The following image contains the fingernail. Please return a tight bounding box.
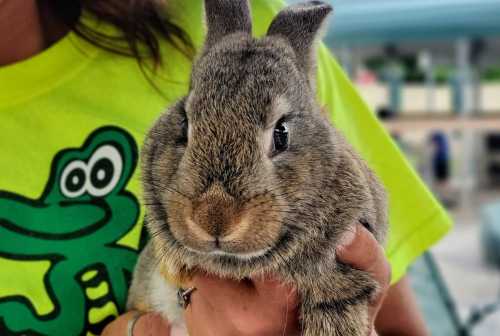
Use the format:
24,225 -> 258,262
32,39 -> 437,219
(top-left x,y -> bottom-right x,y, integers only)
338,225 -> 357,247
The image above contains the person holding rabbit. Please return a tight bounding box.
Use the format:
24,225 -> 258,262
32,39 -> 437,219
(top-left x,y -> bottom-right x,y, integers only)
0,0 -> 450,335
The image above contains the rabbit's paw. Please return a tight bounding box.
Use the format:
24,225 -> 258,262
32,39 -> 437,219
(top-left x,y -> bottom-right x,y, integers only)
301,301 -> 369,336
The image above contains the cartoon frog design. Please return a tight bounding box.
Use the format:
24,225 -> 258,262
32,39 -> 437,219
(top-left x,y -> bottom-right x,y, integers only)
0,127 -> 141,336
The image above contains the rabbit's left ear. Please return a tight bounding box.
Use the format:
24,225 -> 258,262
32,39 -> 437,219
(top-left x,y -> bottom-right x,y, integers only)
204,0 -> 252,50
267,1 -> 332,86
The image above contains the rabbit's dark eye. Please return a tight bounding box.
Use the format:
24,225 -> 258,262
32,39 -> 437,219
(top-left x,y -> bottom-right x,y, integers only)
273,119 -> 289,154
177,115 -> 188,146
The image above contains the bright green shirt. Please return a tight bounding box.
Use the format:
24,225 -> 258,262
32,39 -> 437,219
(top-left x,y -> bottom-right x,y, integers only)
0,0 -> 451,335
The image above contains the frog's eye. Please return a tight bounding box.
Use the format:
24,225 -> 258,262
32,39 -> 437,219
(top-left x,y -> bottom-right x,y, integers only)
87,145 -> 123,197
61,160 -> 87,198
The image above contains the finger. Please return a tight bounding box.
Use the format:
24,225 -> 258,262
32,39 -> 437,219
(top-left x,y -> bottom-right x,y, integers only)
185,275 -> 241,336
336,224 -> 392,294
191,273 -> 254,297
189,274 -> 255,314
101,311 -> 170,336
133,312 -> 171,335
101,312 -> 136,336
252,277 -> 298,306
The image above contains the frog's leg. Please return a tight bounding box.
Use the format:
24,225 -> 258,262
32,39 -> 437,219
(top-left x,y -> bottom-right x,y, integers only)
77,264 -> 120,335
71,247 -> 138,334
0,262 -> 86,336
102,247 -> 139,311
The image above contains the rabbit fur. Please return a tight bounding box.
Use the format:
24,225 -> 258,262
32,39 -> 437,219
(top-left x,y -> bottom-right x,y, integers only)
127,1 -> 388,335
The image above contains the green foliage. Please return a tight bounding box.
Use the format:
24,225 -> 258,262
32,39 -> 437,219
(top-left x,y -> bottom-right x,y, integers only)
482,66 -> 500,82
434,66 -> 454,84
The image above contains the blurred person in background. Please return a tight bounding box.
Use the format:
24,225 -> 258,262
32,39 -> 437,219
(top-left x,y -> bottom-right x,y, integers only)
430,132 -> 454,207
0,0 -> 452,335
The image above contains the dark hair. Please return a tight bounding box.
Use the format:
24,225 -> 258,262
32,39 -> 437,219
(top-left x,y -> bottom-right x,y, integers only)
42,0 -> 194,67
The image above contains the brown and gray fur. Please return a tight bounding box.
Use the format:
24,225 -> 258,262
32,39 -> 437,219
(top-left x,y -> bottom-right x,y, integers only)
127,1 -> 387,335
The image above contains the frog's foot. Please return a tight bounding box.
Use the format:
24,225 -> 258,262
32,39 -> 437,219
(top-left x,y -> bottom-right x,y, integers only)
0,266 -> 86,336
77,264 -> 120,336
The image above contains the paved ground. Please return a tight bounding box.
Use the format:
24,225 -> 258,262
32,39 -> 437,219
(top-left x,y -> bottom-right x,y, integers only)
432,190 -> 500,335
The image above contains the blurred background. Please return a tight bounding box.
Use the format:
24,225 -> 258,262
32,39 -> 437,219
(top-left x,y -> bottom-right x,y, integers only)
293,0 -> 500,334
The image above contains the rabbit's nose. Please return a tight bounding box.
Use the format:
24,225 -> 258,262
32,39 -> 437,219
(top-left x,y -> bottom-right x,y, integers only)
190,183 -> 240,242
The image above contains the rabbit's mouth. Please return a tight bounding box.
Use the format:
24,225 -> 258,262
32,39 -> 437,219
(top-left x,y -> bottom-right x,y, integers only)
178,227 -> 277,261
174,228 -> 298,277
183,244 -> 273,261
176,225 -> 296,269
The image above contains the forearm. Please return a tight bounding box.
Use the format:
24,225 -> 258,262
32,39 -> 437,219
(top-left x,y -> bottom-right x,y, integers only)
375,275 -> 429,336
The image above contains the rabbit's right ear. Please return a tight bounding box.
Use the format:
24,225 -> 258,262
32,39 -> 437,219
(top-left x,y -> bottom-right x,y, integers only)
267,1 -> 332,86
204,0 -> 252,50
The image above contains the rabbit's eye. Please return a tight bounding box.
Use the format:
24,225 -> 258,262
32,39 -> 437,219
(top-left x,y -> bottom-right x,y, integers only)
273,119 -> 289,154
177,116 -> 188,146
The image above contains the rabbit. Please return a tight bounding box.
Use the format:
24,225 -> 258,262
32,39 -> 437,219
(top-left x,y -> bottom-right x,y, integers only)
127,0 -> 388,335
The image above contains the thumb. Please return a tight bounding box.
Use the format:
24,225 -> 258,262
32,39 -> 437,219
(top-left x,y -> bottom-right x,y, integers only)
336,224 -> 391,289
102,311 -> 171,336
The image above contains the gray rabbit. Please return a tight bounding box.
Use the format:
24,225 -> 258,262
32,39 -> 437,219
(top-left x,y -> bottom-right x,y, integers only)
127,1 -> 388,335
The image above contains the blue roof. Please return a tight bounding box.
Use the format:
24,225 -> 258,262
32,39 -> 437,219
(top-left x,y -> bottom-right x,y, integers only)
291,0 -> 500,45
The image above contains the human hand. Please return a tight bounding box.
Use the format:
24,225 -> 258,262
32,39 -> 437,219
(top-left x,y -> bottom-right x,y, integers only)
184,274 -> 300,336
101,311 -> 171,336
336,223 -> 392,336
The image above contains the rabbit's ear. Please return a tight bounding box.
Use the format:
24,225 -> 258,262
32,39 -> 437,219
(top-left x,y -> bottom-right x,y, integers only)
204,0 -> 252,50
267,1 -> 332,84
